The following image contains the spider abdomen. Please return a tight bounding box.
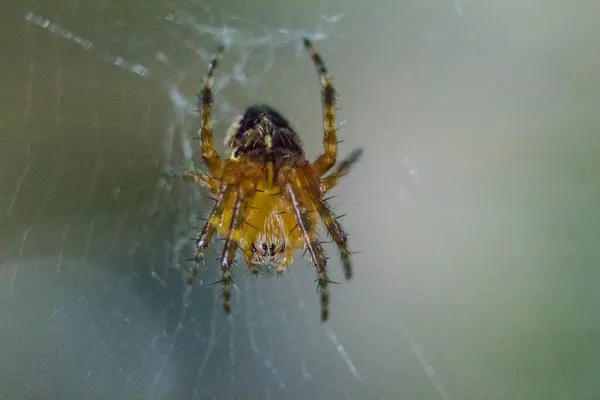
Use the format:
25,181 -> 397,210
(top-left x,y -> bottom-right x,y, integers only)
224,105 -> 306,167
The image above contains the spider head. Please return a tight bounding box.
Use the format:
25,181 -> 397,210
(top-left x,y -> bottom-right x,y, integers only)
245,239 -> 293,275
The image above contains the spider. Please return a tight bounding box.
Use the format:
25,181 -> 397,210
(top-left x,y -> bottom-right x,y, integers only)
184,38 -> 363,321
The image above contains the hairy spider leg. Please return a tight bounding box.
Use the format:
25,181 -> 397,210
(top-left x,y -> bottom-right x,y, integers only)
198,45 -> 225,177
300,164 -> 353,280
320,148 -> 364,193
183,171 -> 218,193
280,167 -> 332,321
303,38 -> 338,177
218,162 -> 260,313
187,181 -> 235,284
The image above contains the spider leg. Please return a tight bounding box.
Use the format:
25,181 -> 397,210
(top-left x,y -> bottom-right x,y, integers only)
187,182 -> 234,284
280,167 -> 332,321
299,164 -> 354,280
218,163 -> 259,313
320,148 -> 364,193
198,45 -> 225,177
183,171 -> 218,193
314,197 -> 353,280
303,38 -> 338,177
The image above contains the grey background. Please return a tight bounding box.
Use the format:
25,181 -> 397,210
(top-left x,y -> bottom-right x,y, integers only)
1,0 -> 599,399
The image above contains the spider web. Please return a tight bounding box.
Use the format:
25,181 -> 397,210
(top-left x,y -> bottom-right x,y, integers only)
0,0 -> 461,399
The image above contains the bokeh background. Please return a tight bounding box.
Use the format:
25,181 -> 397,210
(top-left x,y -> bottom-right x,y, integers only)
1,1 -> 599,399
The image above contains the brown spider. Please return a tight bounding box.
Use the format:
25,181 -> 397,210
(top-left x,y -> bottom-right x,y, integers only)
184,38 -> 363,321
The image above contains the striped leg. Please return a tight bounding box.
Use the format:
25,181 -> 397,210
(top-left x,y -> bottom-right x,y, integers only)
303,38 -> 338,177
280,167 -> 332,321
218,163 -> 259,313
314,198 -> 352,280
187,183 -> 234,284
300,164 -> 354,281
198,45 -> 225,177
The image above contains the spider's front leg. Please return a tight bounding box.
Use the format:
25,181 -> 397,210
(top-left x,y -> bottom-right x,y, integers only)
187,182 -> 234,284
198,45 -> 226,177
280,167 -> 333,321
217,162 -> 260,313
300,164 -> 354,281
303,38 -> 338,177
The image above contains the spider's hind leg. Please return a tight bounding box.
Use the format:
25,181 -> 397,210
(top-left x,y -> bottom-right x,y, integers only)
198,45 -> 226,177
303,38 -> 338,177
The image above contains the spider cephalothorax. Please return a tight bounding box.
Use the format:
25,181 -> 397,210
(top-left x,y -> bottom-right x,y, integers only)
185,38 -> 363,321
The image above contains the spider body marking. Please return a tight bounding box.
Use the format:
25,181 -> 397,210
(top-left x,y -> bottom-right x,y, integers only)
185,38 -> 363,321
